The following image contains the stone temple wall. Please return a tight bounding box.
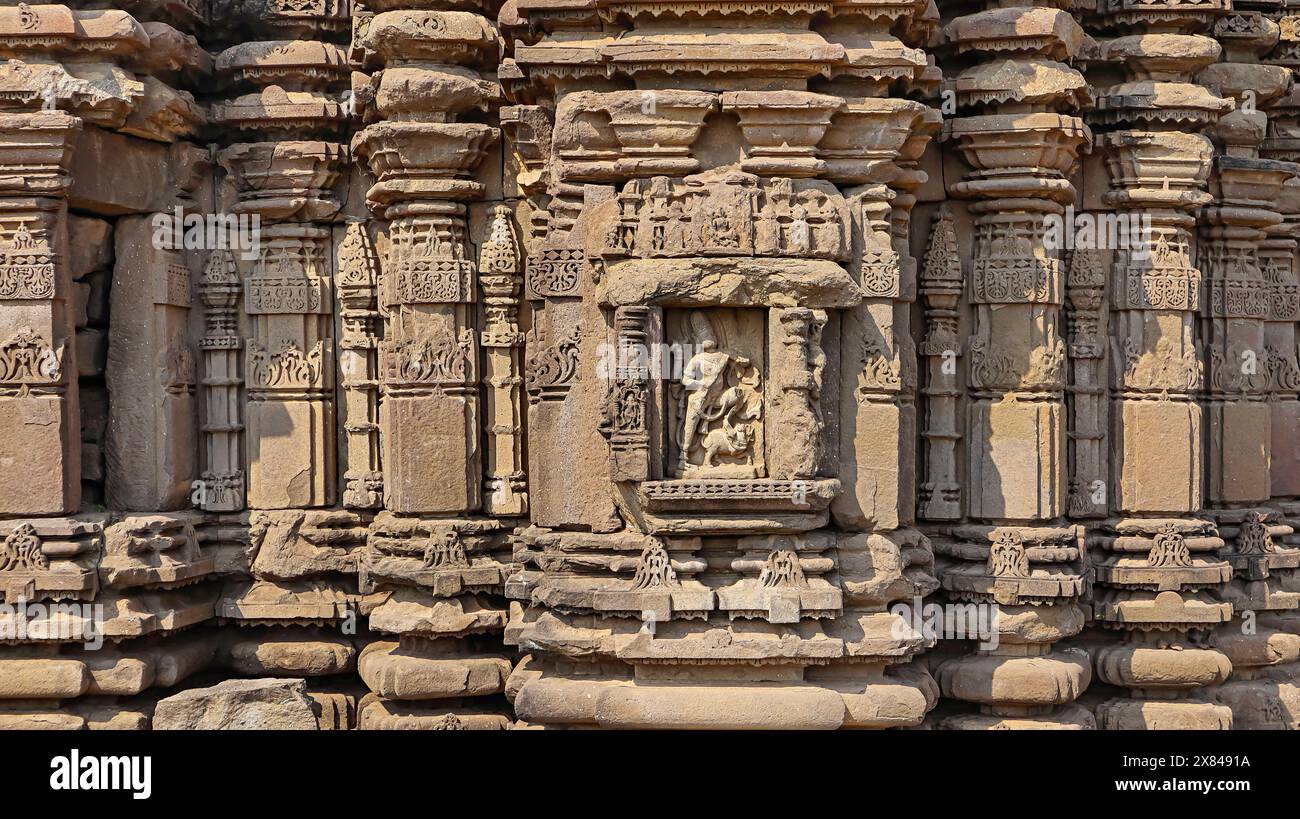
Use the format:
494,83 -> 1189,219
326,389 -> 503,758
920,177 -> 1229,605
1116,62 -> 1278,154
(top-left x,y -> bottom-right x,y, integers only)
0,0 -> 1299,730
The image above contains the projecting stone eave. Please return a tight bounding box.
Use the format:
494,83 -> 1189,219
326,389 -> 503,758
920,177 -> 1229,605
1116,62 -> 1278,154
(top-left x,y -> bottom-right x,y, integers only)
610,477 -> 842,535
943,6 -> 1088,63
357,10 -> 502,69
511,0 -> 929,24
0,5 -> 150,59
514,29 -> 850,81
214,40 -> 352,84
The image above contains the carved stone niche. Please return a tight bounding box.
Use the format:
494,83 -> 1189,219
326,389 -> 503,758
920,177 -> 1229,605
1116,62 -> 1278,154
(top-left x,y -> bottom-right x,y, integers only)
588,166 -> 858,534
665,309 -> 766,481
603,303 -> 842,535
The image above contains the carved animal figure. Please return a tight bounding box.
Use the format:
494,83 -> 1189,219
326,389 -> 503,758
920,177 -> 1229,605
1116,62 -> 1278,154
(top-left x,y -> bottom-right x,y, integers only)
701,421 -> 753,467
692,383 -> 760,467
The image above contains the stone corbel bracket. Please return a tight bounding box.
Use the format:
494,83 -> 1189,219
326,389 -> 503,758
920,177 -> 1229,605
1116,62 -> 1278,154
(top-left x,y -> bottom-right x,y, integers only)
0,516 -> 100,604
99,511 -> 217,591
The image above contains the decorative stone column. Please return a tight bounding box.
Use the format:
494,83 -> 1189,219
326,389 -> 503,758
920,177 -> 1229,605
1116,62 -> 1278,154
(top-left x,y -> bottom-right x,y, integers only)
0,112 -> 80,516
352,0 -> 516,730
1065,250 -> 1107,522
353,9 -> 498,515
198,244 -> 246,513
1082,0 -> 1237,730
1199,42 -> 1291,511
931,0 -> 1095,729
919,205 -> 963,521
479,204 -> 527,517
335,220 -> 383,510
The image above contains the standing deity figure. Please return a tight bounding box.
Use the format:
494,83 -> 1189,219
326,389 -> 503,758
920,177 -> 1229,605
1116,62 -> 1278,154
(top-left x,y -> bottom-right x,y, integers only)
675,312 -> 760,475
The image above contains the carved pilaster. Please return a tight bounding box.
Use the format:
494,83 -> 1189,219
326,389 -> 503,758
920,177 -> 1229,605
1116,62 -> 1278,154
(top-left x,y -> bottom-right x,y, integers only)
919,205 -> 962,521
198,247 -> 245,512
0,112 -> 81,516
770,307 -> 827,481
353,7 -> 500,514
237,215 -> 339,510
336,220 -> 382,509
479,204 -> 527,516
1066,249 -> 1108,519
601,305 -> 658,484
1198,10 -> 1295,509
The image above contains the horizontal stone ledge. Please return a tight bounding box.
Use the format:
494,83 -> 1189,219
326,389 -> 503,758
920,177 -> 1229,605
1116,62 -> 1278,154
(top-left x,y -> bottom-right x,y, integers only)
356,694 -> 512,730
1096,698 -> 1233,731
599,257 -> 862,309
358,641 -> 512,700
513,670 -> 936,729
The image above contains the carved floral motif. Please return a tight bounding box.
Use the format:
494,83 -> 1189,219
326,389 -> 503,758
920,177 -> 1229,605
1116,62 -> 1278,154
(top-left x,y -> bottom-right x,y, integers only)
0,524 -> 45,572
0,327 -> 61,386
248,339 -> 326,390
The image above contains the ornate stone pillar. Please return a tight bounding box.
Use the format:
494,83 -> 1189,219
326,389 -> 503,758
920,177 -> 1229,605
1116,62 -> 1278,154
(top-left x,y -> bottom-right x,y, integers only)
198,247 -> 245,513
353,9 -> 498,515
932,0 -> 1095,729
213,32 -> 350,508
0,112 -> 80,516
1082,0 -> 1238,730
1198,7 -> 1292,511
479,205 -> 527,516
919,206 -> 963,522
207,1 -> 355,511
335,220 -> 383,510
352,1 -> 516,730
1065,250 -> 1107,522
223,148 -> 342,511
